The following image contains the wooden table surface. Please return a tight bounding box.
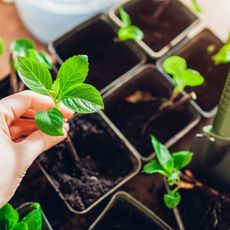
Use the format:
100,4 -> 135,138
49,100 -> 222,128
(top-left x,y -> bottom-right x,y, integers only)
0,2 -> 46,79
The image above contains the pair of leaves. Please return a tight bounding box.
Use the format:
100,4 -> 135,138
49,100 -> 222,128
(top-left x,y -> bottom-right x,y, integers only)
162,55 -> 204,93
17,55 -> 104,136
0,38 -> 4,55
142,136 -> 193,208
11,39 -> 52,70
0,203 -> 42,230
118,8 -> 144,42
212,34 -> 230,65
164,191 -> 181,209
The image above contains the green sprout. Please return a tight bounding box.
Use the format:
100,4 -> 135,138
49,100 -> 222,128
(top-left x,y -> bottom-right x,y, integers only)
0,38 -> 4,55
212,33 -> 230,65
17,55 -> 104,136
191,0 -> 202,13
0,203 -> 42,230
162,55 -> 204,104
117,8 -> 144,42
143,136 -> 193,208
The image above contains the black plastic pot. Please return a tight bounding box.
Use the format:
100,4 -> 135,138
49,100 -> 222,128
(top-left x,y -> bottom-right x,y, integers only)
50,14 -> 146,94
37,112 -> 141,214
103,65 -> 201,161
17,202 -> 53,230
89,191 -> 173,230
157,28 -> 230,117
110,0 -> 199,58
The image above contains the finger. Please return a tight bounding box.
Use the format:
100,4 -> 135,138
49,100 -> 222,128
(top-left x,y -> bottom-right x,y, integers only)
9,119 -> 37,140
17,123 -> 69,161
0,91 -> 74,125
22,109 -> 36,119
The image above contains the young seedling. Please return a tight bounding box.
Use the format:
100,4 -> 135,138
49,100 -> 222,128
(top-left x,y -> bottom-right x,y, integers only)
143,136 -> 230,209
211,33 -> 230,65
0,202 -> 42,230
17,55 -> 104,160
10,38 -> 53,93
162,55 -> 204,106
117,8 -> 144,42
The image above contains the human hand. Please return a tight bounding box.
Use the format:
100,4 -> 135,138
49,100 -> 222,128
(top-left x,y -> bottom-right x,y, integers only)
0,90 -> 73,207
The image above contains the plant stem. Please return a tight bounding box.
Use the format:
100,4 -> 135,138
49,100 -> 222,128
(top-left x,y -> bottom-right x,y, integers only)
9,53 -> 18,94
141,92 -> 195,135
153,0 -> 171,20
66,134 -> 80,161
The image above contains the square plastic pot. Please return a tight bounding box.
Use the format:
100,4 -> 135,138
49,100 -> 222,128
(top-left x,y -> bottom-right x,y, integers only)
110,0 -> 199,58
50,13 -> 146,94
103,64 -> 201,161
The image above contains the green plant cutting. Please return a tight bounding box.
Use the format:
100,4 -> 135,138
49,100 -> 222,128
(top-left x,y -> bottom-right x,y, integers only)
9,38 -> 53,93
0,203 -> 42,230
212,33 -> 230,65
162,55 -> 204,104
117,8 -> 144,42
17,55 -> 104,136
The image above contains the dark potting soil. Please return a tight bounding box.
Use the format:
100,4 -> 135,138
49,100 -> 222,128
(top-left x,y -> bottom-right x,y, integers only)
92,197 -> 162,230
179,188 -> 230,230
38,114 -> 136,212
53,18 -> 141,91
0,76 -> 13,99
122,0 -> 195,52
176,29 -> 230,112
105,91 -> 194,158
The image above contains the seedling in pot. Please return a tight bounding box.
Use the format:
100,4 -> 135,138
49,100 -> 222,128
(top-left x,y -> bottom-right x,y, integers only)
9,38 -> 53,93
17,55 -> 104,160
117,8 -> 144,42
162,55 -> 204,107
0,202 -> 42,230
211,33 -> 230,65
143,136 -> 230,209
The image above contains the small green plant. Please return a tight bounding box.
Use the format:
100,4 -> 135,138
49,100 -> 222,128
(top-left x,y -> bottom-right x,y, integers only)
0,38 -> 4,55
9,38 -> 53,93
162,55 -> 204,104
117,8 -> 144,42
191,0 -> 202,13
0,203 -> 42,230
142,136 -> 193,208
17,55 -> 104,136
212,33 -> 230,65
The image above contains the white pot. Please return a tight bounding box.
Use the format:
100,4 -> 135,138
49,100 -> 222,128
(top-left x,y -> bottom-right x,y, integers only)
15,0 -> 119,44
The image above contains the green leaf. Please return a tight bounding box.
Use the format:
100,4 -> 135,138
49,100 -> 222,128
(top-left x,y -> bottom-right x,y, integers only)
142,160 -> 168,176
167,171 -> 180,186
180,69 -> 204,87
10,39 -> 35,56
162,56 -> 187,77
13,222 -> 28,230
164,191 -> 181,209
212,44 -> 230,65
172,151 -> 193,170
61,83 -> 104,113
17,56 -> 53,96
191,0 -> 202,13
0,38 -> 4,55
57,55 -> 89,96
119,8 -> 131,27
22,204 -> 42,230
35,108 -> 64,136
27,49 -> 53,70
51,79 -> 60,97
150,135 -> 174,173
0,204 -> 19,230
118,26 -> 144,42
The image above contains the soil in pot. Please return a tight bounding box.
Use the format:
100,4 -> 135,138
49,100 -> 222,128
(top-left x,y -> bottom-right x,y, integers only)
38,114 -> 138,212
91,194 -> 164,230
178,188 -> 230,230
52,15 -> 143,91
119,0 -> 197,52
104,66 -> 199,158
173,29 -> 230,113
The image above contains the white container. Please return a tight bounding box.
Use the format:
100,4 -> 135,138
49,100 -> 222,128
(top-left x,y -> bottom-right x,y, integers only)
15,0 -> 119,44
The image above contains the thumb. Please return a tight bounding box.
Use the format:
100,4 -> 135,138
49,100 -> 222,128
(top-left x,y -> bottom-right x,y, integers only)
18,124 -> 69,162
